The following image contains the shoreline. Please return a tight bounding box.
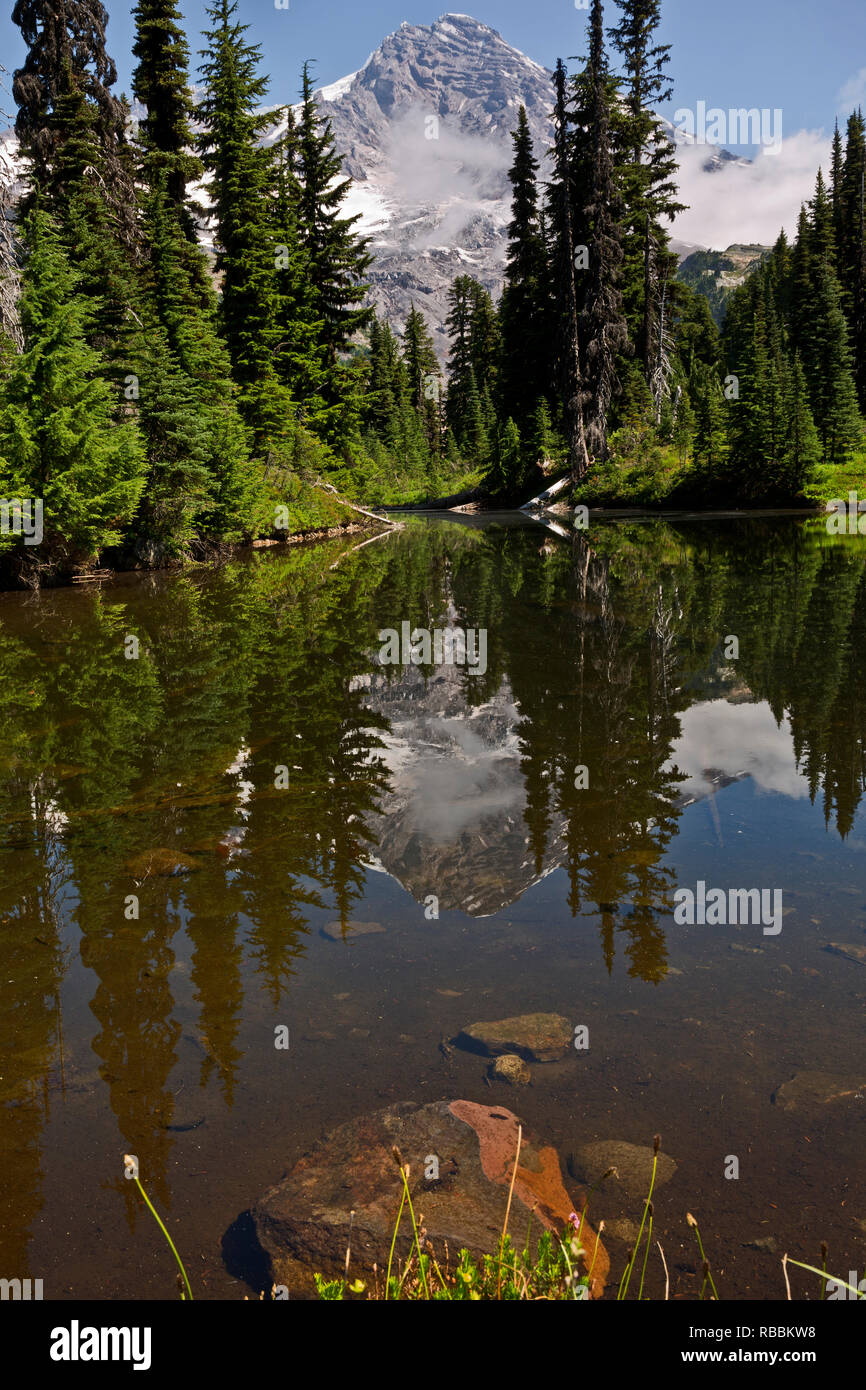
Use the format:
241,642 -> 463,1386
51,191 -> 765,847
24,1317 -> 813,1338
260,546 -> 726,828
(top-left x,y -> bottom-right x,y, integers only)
0,511 -> 396,595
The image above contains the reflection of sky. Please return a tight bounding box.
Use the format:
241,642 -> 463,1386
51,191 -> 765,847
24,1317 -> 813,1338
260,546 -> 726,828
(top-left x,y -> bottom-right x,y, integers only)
668,699 -> 810,801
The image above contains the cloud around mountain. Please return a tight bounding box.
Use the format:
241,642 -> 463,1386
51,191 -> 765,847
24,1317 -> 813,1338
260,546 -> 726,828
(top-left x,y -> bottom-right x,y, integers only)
672,128 -> 832,250
308,13 -> 831,342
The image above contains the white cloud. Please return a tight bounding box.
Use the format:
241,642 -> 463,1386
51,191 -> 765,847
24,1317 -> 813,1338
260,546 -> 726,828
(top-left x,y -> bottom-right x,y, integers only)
383,109 -> 511,249
668,699 -> 810,802
838,67 -> 866,113
672,129 -> 832,250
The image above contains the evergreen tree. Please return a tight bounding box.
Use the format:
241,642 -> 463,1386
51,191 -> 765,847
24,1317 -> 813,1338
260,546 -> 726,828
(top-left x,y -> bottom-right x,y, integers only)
362,316 -> 429,480
789,204 -> 814,355
839,111 -> 866,405
467,279 -> 500,409
495,416 -> 523,497
807,259 -> 863,466
46,71 -> 144,378
196,0 -> 286,445
296,62 -> 373,445
12,0 -> 137,246
728,278 -> 786,493
830,119 -> 845,248
444,274 -> 476,446
131,323 -> 214,555
579,0 -> 630,459
270,105 -> 328,432
527,397 -> 559,470
402,306 -> 441,459
131,0 -> 256,540
499,105 -> 550,429
13,0 -> 126,179
131,0 -> 201,238
139,167 -> 255,541
608,0 -> 685,366
462,367 -> 490,467
782,352 -> 821,495
0,210 -> 146,567
549,58 -> 589,479
688,364 -> 727,482
809,168 -> 837,268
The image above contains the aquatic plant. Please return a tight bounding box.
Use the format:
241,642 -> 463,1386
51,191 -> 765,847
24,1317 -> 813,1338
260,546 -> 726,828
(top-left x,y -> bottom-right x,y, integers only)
124,1156 -> 193,1301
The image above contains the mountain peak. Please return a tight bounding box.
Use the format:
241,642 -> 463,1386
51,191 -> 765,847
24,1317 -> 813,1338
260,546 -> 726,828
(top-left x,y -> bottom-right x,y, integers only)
305,14 -> 555,356
433,13 -> 498,31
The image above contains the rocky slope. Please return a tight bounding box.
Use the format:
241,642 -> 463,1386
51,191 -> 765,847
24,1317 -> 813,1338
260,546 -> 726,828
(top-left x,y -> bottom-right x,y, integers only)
283,14 -> 751,358
2,14 -> 754,358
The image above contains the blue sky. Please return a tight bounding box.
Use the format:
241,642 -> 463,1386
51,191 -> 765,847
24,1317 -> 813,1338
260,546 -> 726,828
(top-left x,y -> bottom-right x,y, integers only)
2,0 -> 865,134
3,1 -> 865,247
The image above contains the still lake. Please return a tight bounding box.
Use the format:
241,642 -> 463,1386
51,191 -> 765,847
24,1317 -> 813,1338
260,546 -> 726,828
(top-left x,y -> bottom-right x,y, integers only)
1,512 -> 864,1299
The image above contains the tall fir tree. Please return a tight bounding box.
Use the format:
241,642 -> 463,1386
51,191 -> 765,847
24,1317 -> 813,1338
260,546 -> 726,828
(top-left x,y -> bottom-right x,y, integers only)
807,258 -> 863,467
131,0 -> 255,544
499,105 -> 551,431
196,0 -> 287,447
296,62 -> 373,447
549,58 -> 589,479
782,351 -> 821,495
444,274 -> 476,448
270,105 -> 328,431
402,305 -> 441,460
12,0 -> 137,245
139,167 -> 255,544
578,0 -> 630,460
131,0 -> 201,239
607,0 -> 685,371
0,209 -> 146,569
839,111 -> 866,406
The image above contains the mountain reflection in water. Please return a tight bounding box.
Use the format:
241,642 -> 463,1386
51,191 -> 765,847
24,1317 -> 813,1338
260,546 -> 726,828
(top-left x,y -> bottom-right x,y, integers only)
1,514 -> 864,1299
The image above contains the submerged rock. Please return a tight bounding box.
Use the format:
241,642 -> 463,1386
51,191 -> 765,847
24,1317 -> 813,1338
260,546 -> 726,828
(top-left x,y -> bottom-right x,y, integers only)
568,1140 -> 677,1197
320,920 -> 386,941
605,1217 -> 641,1246
490,1054 -> 531,1086
743,1235 -> 778,1253
772,1071 -> 866,1111
125,847 -> 201,878
457,1012 -> 572,1062
252,1099 -> 608,1297
824,941 -> 866,966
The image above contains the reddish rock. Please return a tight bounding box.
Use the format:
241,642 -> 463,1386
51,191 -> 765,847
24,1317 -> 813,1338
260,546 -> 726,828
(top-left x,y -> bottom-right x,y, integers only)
252,1099 -> 608,1297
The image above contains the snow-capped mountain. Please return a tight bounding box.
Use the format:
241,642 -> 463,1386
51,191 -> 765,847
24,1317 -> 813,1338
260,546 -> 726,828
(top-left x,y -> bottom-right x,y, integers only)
284,15 -> 752,357
2,13 -> 759,359
277,13 -> 557,360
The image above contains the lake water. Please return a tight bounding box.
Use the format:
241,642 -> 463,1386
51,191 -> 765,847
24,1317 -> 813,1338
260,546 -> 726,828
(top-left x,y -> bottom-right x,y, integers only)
1,512 -> 864,1300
